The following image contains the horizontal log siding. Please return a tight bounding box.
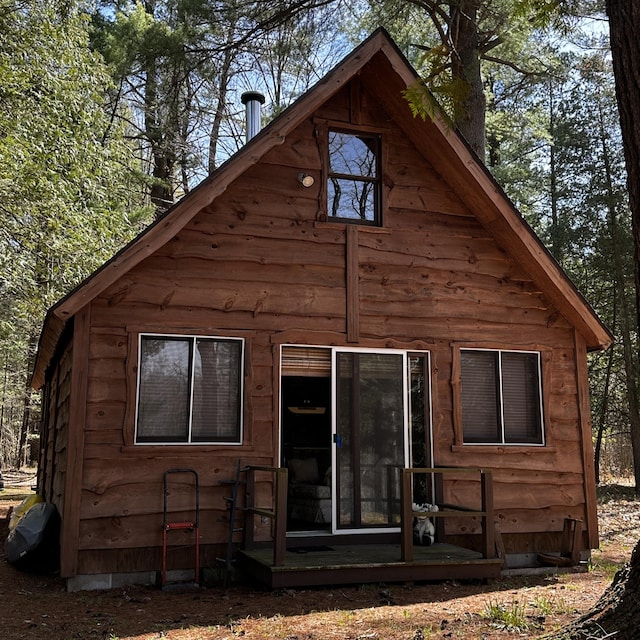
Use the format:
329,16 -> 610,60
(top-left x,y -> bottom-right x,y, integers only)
68,83 -> 592,572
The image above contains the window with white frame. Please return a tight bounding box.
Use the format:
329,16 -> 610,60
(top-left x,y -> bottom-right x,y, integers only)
460,349 -> 544,445
136,335 -> 243,444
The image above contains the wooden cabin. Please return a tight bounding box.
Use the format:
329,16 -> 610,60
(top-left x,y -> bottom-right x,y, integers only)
31,29 -> 612,591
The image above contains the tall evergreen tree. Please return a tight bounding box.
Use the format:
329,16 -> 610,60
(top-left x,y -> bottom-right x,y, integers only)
604,0 -> 640,492
359,0 -> 558,160
92,0 -> 340,217
0,0 -> 148,465
542,4 -> 640,637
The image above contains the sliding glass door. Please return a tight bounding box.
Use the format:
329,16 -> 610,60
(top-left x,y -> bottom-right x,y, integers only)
333,350 -> 407,531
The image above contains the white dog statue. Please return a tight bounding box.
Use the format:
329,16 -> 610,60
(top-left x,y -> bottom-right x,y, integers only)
412,503 -> 439,546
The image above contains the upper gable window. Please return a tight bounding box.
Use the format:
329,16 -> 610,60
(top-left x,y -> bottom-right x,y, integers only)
328,130 -> 380,224
135,334 -> 243,445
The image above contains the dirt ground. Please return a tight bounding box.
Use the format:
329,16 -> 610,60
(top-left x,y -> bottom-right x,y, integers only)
1,472 -> 638,640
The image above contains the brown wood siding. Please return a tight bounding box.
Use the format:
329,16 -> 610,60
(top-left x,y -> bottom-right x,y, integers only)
41,339 -> 73,513
59,306 -> 90,577
47,75 -> 596,575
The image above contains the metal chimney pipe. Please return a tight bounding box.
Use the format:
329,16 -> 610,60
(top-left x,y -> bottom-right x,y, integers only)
241,91 -> 266,142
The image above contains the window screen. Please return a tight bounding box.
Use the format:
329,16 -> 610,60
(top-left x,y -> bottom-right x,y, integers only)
460,349 -> 543,445
460,350 -> 500,443
501,352 -> 542,443
136,335 -> 243,444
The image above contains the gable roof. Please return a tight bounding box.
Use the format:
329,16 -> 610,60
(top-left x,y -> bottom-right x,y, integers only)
31,28 -> 612,389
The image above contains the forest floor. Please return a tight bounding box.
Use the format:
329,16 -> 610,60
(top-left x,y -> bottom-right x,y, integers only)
0,471 -> 638,640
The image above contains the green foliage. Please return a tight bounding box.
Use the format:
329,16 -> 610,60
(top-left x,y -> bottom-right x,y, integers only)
402,81 -> 455,128
0,0 -> 150,464
0,0 -> 148,315
481,600 -> 530,631
532,593 -> 569,615
590,551 -> 625,580
97,2 -> 166,75
0,0 -> 632,479
511,0 -> 560,25
490,38 -> 636,477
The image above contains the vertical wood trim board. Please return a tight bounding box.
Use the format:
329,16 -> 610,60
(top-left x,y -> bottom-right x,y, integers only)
346,225 -> 360,343
574,329 -> 599,550
315,120 -> 328,222
450,345 -> 463,446
60,305 -> 90,578
272,343 -> 282,465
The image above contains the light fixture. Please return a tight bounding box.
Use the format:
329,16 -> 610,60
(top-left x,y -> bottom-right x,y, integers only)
297,172 -> 315,187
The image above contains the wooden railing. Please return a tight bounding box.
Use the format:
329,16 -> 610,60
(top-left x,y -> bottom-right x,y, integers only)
243,465 -> 288,566
400,467 -> 495,562
241,465 -> 494,568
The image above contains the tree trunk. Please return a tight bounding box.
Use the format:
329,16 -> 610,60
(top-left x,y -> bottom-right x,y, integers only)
553,5 -> 640,634
17,386 -> 31,469
598,91 -> 640,492
0,353 -> 8,462
547,78 -> 563,262
593,330 -> 614,484
17,332 -> 38,469
449,0 -> 486,160
209,17 -> 238,173
544,540 -> 640,639
144,0 -> 176,219
605,0 -> 640,492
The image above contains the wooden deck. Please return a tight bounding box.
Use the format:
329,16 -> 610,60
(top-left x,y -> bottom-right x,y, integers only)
238,542 -> 504,588
236,466 -> 503,588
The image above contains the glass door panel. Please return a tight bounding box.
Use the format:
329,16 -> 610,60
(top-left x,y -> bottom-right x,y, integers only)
334,351 -> 406,530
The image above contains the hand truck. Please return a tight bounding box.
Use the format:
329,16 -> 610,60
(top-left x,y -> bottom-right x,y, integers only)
161,468 -> 200,589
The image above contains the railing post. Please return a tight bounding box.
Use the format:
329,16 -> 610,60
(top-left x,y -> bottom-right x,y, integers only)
273,467 -> 288,566
401,469 -> 413,561
434,471 -> 445,542
244,467 -> 256,550
480,470 -> 495,558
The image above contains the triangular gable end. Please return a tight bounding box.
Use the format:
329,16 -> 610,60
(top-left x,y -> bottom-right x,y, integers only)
31,28 -> 612,389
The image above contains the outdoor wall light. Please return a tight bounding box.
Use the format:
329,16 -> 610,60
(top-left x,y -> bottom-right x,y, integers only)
297,172 -> 315,187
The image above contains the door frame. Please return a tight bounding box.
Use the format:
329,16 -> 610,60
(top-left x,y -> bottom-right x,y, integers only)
278,344 -> 433,537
